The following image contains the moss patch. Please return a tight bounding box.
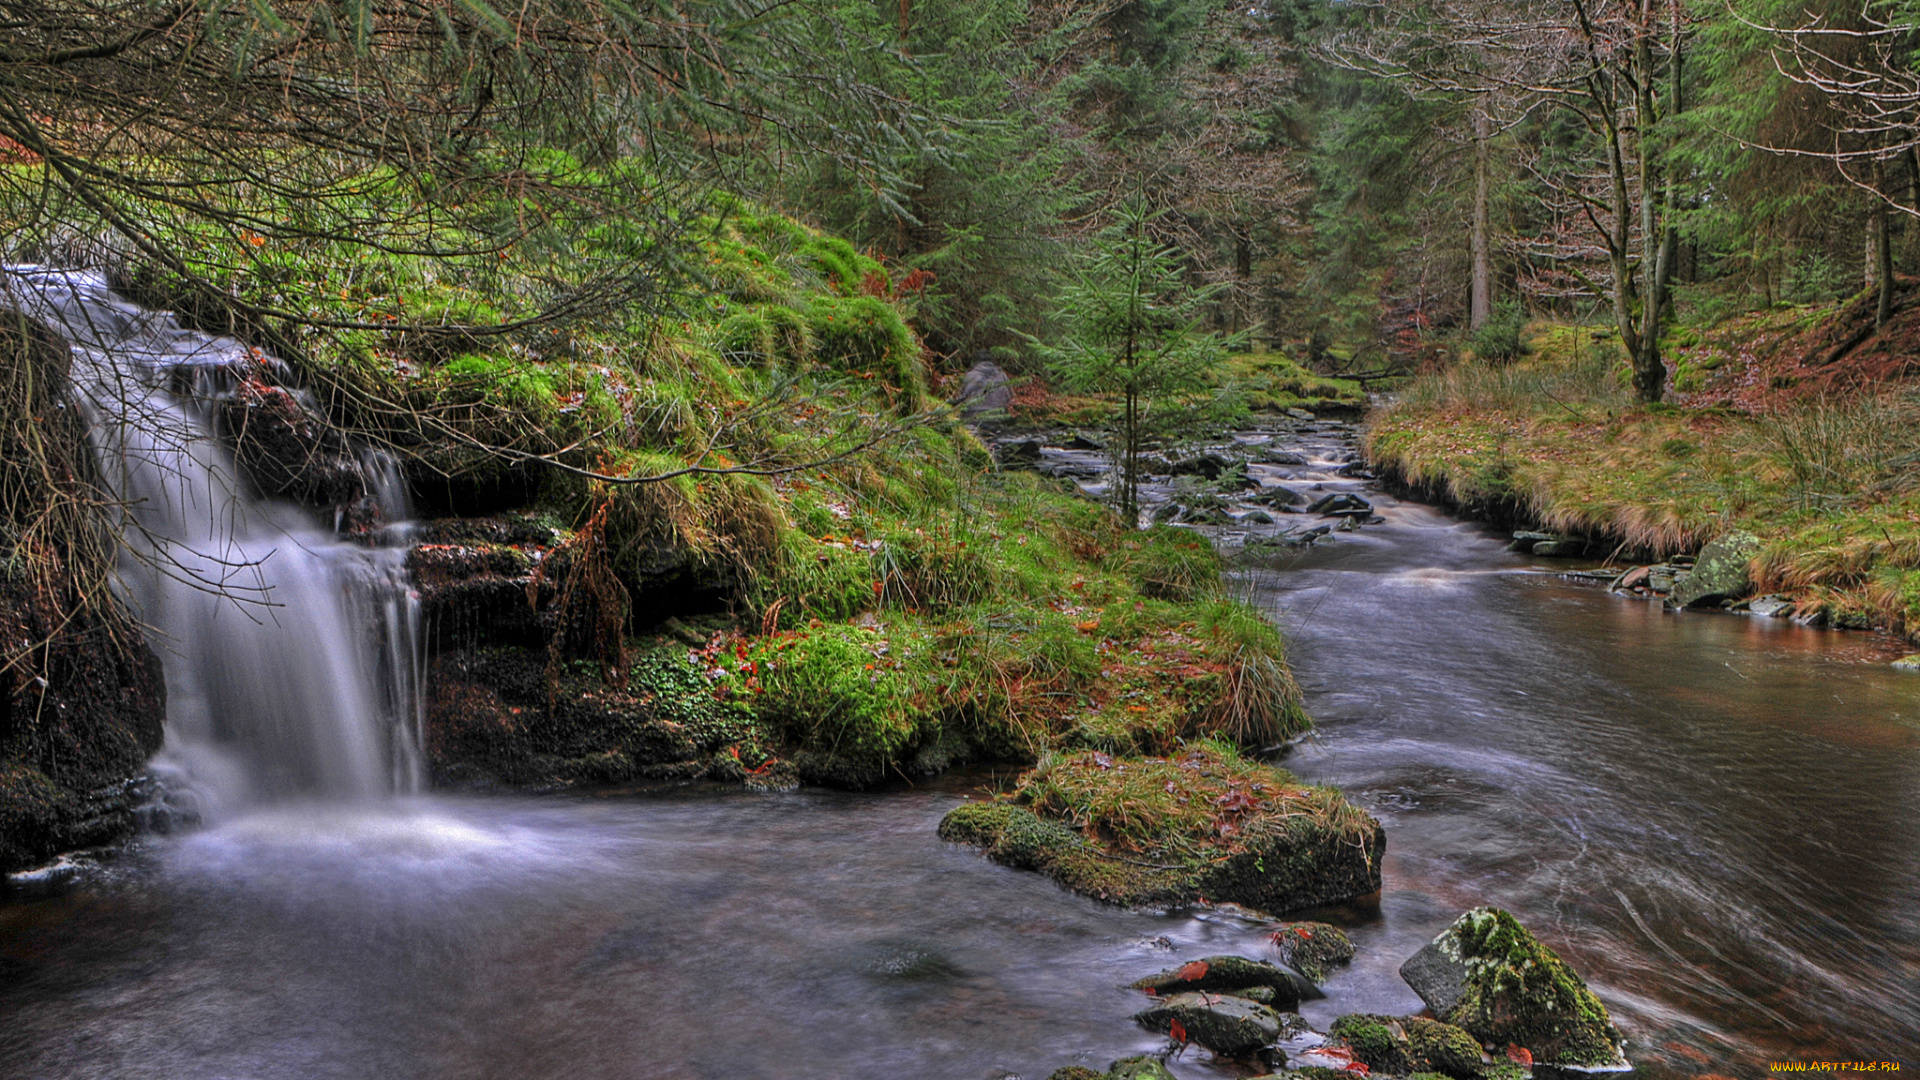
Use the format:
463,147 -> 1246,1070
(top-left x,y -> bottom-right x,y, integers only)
939,742 -> 1381,914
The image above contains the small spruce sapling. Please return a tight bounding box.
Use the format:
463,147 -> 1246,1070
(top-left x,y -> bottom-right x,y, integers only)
1038,201 -> 1241,526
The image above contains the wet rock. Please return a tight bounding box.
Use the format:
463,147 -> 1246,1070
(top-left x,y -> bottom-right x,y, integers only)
1064,432 -> 1105,451
1134,991 -> 1284,1056
1335,462 -> 1376,479
1647,568 -> 1678,594
1530,540 -> 1586,557
1260,451 -> 1310,466
1133,955 -> 1307,1008
1669,531 -> 1761,610
1305,493 -> 1372,517
1269,921 -> 1355,984
1285,407 -> 1315,420
1611,566 -> 1651,592
954,360 -> 1011,422
997,439 -> 1043,469
0,585 -> 167,873
1253,485 -> 1306,507
1108,1058 -> 1178,1080
1241,510 -> 1277,525
218,377 -> 374,519
1046,1069 -> 1107,1080
1749,595 -> 1795,619
1399,907 -> 1628,1069
1327,1014 -> 1488,1079
1893,655 -> 1920,672
1170,453 -> 1233,479
1151,502 -> 1181,525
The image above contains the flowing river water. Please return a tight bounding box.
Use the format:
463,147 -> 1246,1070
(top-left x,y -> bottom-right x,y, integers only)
3,387 -> 1918,1075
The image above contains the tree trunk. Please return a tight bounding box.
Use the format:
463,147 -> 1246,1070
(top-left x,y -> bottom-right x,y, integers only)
1875,158 -> 1894,330
1470,107 -> 1492,330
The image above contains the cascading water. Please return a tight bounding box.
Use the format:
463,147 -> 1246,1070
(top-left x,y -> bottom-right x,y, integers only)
0,267 -> 424,817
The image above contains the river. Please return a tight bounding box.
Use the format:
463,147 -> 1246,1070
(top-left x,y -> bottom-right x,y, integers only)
3,421 -> 1917,1077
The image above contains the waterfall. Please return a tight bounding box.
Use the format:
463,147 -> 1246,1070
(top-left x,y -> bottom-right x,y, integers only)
2,267 -> 424,817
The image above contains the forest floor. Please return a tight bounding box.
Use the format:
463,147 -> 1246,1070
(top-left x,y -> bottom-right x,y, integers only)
1366,290 -> 1920,644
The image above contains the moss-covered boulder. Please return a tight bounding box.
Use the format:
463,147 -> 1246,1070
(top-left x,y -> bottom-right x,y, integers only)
1400,907 -> 1628,1069
1134,991 -> 1285,1056
1107,1058 -> 1178,1080
1325,1013 -> 1490,1079
1270,921 -> 1356,984
939,744 -> 1383,914
1669,530 -> 1761,609
1044,1069 -> 1106,1080
1133,955 -> 1306,1008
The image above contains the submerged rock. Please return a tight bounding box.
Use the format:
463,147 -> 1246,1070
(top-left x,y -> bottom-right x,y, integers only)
1134,991 -> 1285,1056
1669,531 -> 1761,609
1399,907 -> 1628,1069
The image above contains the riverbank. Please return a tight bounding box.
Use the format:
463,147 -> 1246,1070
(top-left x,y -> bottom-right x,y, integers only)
1366,309 -> 1920,643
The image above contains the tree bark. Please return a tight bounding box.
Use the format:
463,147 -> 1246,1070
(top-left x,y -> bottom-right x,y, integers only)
1470,107 -> 1492,330
1875,157 -> 1894,329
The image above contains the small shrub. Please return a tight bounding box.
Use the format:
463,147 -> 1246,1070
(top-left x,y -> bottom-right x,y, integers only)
1471,302 -> 1530,363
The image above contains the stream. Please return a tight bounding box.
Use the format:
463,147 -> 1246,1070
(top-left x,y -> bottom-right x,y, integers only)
4,416 -> 1918,1077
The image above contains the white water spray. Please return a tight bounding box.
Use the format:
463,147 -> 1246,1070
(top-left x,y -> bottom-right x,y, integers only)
2,268 -> 424,818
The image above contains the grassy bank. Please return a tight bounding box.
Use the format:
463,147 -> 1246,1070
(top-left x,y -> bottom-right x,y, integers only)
1367,310 -> 1920,639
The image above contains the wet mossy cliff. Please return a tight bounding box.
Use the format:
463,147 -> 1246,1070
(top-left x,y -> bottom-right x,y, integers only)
0,204 -> 1365,886
0,323 -> 166,873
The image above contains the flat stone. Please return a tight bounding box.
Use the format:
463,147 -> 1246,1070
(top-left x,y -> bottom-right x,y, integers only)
1133,991 -> 1284,1056
1285,407 -> 1315,420
1305,492 -> 1372,516
1269,921 -> 1355,985
1399,940 -> 1470,1018
1612,565 -> 1651,591
1749,595 -> 1795,618
1893,655 -> 1920,672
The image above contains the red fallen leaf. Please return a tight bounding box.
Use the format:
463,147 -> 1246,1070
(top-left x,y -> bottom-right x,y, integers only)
1342,1064 -> 1371,1076
1507,1045 -> 1534,1065
1167,1018 -> 1188,1045
1175,960 -> 1210,982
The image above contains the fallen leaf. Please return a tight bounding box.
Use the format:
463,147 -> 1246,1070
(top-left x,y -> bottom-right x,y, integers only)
1174,960 -> 1210,982
1167,1018 -> 1188,1045
1507,1045 -> 1534,1065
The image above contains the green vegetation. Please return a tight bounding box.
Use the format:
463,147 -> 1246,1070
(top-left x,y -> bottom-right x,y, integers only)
1369,316 -> 1920,639
938,741 -> 1383,914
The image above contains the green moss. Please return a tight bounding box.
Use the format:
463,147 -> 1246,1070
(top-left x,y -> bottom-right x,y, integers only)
1442,907 -> 1624,1066
1329,1014 -> 1413,1075
1403,1017 -> 1485,1079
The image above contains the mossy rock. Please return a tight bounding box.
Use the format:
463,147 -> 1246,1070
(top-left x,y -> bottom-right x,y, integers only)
1669,530 -> 1761,609
1271,921 -> 1355,984
1045,1069 -> 1106,1080
938,749 -> 1383,915
1400,907 -> 1628,1069
1107,1058 -> 1178,1080
1329,1013 -> 1415,1075
1403,1016 -> 1487,1078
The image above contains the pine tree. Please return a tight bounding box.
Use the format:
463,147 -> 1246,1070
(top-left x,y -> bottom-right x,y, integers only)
1041,201 -> 1237,527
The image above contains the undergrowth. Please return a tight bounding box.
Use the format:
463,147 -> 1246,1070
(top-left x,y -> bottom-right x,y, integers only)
1370,317 -> 1920,639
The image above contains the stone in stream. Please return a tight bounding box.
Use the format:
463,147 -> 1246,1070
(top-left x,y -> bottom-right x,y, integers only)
1133,955 -> 1309,1008
1531,539 -> 1588,557
1399,907 -> 1629,1070
1749,595 -> 1795,618
1305,492 -> 1372,517
1133,991 -> 1285,1056
1668,530 -> 1761,609
953,360 -> 1011,421
1260,450 -> 1310,466
996,438 -> 1042,469
1611,565 -> 1652,592
1325,1013 -> 1488,1079
1285,407 -> 1316,420
1170,453 -> 1232,479
1241,510 -> 1277,525
1268,921 -> 1355,985
1893,655 -> 1920,672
